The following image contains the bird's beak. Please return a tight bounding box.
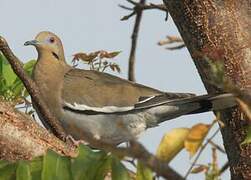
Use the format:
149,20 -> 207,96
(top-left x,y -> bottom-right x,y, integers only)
24,40 -> 40,46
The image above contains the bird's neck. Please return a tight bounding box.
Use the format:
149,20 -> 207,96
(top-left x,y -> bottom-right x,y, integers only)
32,51 -> 71,115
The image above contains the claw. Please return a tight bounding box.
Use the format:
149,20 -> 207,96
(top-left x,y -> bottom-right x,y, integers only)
66,135 -> 88,147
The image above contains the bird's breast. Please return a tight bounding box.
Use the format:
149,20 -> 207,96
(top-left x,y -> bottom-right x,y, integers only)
60,109 -> 149,144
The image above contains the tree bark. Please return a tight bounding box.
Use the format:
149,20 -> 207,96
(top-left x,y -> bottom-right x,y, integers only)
0,100 -> 76,161
165,0 -> 251,179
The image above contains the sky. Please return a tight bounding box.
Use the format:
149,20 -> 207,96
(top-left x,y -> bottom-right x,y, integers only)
0,0 -> 229,179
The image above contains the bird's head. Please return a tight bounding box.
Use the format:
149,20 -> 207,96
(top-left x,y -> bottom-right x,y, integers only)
24,31 -> 65,61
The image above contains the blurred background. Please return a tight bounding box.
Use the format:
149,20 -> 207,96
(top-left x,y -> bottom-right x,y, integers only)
0,0 -> 229,179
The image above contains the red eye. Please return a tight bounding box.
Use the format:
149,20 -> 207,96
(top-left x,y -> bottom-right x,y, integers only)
49,37 -> 55,43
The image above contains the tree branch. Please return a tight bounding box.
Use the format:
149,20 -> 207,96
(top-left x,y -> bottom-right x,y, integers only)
120,0 -> 169,81
219,162 -> 230,175
119,1 -> 168,21
127,0 -> 145,82
123,0 -> 146,82
0,100 -> 76,160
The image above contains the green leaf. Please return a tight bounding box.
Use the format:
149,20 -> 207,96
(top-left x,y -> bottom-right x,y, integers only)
23,60 -> 36,76
0,53 -> 4,74
93,155 -> 112,180
111,156 -> 130,180
42,150 -> 72,180
11,60 -> 36,99
55,156 -> 72,180
71,145 -> 93,180
0,147 -> 116,180
0,53 -> 12,97
0,160 -> 10,169
29,157 -> 42,180
71,145 -> 108,180
241,126 -> 251,145
16,161 -> 31,180
0,163 -> 17,180
1,55 -> 16,87
0,53 -> 36,100
136,161 -> 152,180
41,150 -> 58,180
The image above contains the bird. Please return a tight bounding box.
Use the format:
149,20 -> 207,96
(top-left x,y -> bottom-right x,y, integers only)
24,31 -> 236,145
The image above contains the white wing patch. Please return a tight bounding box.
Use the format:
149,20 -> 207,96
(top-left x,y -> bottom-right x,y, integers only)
64,102 -> 134,113
136,96 -> 155,104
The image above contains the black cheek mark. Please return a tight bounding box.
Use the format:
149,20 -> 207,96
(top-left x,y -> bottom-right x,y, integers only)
52,52 -> 59,60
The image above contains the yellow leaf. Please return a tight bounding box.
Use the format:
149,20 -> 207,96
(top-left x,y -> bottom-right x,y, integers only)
156,128 -> 190,162
184,123 -> 211,157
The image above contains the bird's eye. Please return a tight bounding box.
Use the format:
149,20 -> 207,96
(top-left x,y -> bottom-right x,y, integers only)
49,37 -> 55,43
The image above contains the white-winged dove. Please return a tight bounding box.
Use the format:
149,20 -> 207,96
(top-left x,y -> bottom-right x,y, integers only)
24,31 -> 236,144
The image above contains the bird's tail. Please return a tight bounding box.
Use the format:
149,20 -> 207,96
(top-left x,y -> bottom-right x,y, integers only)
185,93 -> 236,114
150,93 -> 237,125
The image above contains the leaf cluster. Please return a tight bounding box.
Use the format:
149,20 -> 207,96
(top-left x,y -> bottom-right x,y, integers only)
0,53 -> 35,102
0,145 -> 135,180
72,51 -> 121,73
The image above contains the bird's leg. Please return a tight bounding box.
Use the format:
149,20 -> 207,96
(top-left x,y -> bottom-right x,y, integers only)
65,135 -> 88,147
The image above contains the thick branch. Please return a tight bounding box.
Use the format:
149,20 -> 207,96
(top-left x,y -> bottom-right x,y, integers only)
165,0 -> 251,179
0,100 -> 75,160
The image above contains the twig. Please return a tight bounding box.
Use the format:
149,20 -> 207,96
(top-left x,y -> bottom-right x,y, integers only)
236,98 -> 251,121
166,44 -> 186,50
219,162 -> 229,175
223,81 -> 251,121
184,128 -> 220,179
211,147 -> 219,176
0,35 -> 184,180
119,1 -> 168,21
158,36 -> 183,45
128,140 -> 184,179
127,0 -> 146,82
0,36 -> 66,141
208,140 -> 226,154
158,35 -> 186,50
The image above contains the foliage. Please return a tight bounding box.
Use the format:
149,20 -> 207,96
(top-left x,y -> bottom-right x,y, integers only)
156,128 -> 190,162
0,53 -> 36,102
72,50 -> 121,73
184,123 -> 211,157
136,162 -> 152,180
0,145 -> 133,180
241,126 -> 251,145
156,123 -> 211,162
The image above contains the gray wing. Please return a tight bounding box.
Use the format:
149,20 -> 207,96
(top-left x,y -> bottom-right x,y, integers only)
62,68 -> 195,114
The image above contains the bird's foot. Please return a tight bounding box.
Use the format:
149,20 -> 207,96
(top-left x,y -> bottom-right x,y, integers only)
66,135 -> 88,147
